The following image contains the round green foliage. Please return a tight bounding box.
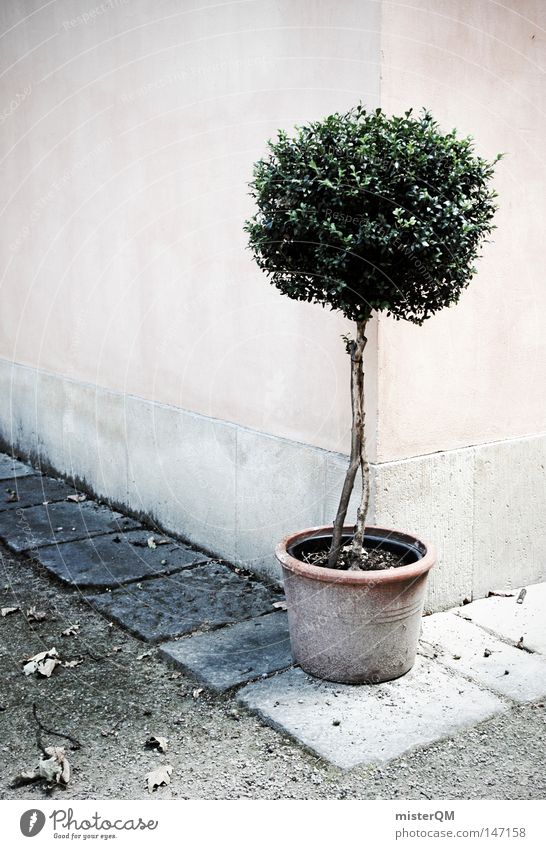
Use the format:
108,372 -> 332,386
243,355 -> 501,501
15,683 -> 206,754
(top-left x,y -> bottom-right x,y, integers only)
245,107 -> 500,324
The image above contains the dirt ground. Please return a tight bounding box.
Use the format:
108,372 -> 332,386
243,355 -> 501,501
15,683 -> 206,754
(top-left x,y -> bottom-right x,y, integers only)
0,543 -> 544,801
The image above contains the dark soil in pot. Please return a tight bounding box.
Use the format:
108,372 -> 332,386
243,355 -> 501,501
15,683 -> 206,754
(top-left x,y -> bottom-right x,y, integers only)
287,530 -> 425,572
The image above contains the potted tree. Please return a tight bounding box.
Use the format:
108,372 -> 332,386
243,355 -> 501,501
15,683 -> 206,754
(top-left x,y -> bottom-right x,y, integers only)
245,107 -> 499,684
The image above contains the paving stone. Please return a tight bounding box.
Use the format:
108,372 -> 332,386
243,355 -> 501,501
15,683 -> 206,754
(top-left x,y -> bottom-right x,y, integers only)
0,500 -> 140,553
159,612 -> 292,691
421,612 -> 546,703
237,658 -> 505,769
0,454 -> 36,481
30,529 -> 208,588
456,584 -> 546,654
86,563 -> 277,642
0,474 -> 76,512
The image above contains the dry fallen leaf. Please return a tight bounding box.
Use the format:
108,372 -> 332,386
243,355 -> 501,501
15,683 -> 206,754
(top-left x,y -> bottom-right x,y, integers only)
44,746 -> 71,784
1,607 -> 19,617
145,735 -> 168,753
27,606 -> 47,622
418,641 -> 438,660
145,764 -> 173,793
61,624 -> 80,637
18,746 -> 71,787
23,648 -> 61,678
66,493 -> 86,503
62,658 -> 83,669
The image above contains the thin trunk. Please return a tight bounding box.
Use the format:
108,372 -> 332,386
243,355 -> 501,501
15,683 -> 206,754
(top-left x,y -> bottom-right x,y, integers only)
350,319 -> 370,565
327,319 -> 368,569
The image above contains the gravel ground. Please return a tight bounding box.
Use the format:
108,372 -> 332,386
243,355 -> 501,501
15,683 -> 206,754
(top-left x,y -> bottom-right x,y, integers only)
0,543 -> 544,801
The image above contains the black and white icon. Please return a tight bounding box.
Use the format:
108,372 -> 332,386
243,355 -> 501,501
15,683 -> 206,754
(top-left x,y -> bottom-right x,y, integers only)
20,809 -> 46,837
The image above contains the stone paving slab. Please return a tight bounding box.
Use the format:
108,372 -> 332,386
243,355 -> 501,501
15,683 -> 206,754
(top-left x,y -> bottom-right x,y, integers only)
421,612 -> 546,703
0,474 -> 76,511
159,611 -> 292,691
86,562 -> 278,642
31,529 -> 209,588
456,584 -> 546,654
0,500 -> 140,553
0,455 -> 36,480
237,657 -> 506,769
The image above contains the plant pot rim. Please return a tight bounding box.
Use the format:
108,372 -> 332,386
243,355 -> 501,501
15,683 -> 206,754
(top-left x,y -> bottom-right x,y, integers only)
276,524 -> 436,586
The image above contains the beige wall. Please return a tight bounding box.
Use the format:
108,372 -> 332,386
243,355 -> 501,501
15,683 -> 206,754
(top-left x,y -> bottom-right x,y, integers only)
4,0 -> 541,468
377,0 -> 546,461
0,0 -> 380,458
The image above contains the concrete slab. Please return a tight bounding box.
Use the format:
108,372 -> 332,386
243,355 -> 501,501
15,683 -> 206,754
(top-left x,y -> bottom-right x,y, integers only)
159,612 -> 292,691
30,529 -> 208,588
0,454 -> 36,481
421,611 -> 546,702
0,363 -> 66,475
456,584 -> 546,655
126,398 -> 238,561
86,562 -> 277,642
235,428 -> 325,582
473,435 -> 546,598
0,500 -> 139,553
373,449 -> 474,613
2,362 -> 545,611
237,658 -> 505,769
62,381 -> 130,507
0,474 -> 76,511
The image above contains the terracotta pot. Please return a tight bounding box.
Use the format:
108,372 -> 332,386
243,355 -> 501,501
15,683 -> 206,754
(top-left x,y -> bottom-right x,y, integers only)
276,525 -> 435,684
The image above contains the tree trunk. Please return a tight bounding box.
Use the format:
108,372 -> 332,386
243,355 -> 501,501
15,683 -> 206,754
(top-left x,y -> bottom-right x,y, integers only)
327,319 -> 368,569
350,321 -> 371,566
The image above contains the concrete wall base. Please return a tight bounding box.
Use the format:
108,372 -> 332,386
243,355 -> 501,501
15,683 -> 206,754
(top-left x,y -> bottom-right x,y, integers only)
1,358 -> 544,612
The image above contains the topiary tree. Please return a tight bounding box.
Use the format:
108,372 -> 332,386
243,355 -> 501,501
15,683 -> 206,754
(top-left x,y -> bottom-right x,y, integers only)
244,106 -> 500,570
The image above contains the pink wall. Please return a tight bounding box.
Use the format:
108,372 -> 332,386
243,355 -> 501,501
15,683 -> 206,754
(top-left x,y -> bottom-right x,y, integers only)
377,0 -> 546,461
0,0 -> 380,459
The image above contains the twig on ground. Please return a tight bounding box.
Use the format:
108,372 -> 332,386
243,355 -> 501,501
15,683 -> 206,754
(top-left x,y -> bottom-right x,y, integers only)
32,703 -> 81,751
